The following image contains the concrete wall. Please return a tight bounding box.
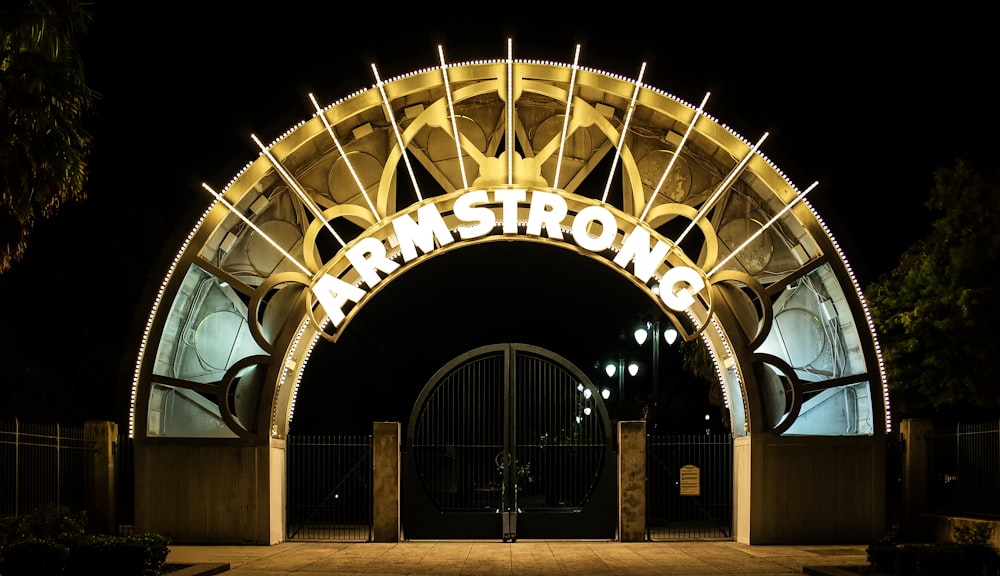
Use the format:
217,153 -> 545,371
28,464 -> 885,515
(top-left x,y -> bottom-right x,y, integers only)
738,434 -> 886,544
134,439 -> 284,545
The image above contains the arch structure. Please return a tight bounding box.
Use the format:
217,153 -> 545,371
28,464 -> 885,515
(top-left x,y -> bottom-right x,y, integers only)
129,43 -> 890,545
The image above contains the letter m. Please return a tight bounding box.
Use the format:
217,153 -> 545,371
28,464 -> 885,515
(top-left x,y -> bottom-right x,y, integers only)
392,203 -> 455,261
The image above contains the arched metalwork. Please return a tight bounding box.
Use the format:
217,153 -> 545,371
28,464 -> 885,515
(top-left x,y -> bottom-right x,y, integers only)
402,343 -> 616,540
130,43 -> 890,445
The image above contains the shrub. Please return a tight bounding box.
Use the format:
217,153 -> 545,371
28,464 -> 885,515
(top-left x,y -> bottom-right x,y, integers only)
893,543 -> 921,576
0,504 -> 87,550
64,532 -> 170,576
954,521 -> 994,546
1,536 -> 70,576
874,541 -> 999,576
866,537 -> 899,572
0,507 -> 170,576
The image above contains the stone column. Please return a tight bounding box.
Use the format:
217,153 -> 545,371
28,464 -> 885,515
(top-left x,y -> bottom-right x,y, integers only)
372,422 -> 400,542
618,420 -> 646,542
901,418 -> 933,537
85,421 -> 117,535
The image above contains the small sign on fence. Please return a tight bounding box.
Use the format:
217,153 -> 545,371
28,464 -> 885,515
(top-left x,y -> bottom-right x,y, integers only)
679,464 -> 700,496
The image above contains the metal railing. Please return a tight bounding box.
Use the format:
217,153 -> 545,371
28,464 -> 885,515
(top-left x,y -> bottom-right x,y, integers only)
285,434 -> 373,541
0,419 -> 93,518
646,433 -> 733,540
930,421 -> 1000,518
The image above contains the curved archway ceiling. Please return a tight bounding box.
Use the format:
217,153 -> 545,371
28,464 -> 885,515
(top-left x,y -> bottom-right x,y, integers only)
130,42 -> 891,441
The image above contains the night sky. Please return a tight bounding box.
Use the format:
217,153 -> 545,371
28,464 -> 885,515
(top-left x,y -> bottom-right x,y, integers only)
1,3 -> 996,429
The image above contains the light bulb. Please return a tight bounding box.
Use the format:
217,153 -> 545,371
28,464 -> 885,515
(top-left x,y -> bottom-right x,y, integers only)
633,327 -> 648,345
664,326 -> 679,345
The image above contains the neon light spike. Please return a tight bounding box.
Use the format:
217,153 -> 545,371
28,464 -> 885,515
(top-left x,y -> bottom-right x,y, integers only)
201,183 -> 314,277
707,180 -> 819,277
674,131 -> 769,247
372,63 -> 423,202
601,62 -> 647,204
308,93 -> 380,222
554,44 -> 581,190
438,45 -> 468,190
506,38 -> 513,186
640,91 -> 711,221
250,133 -> 347,247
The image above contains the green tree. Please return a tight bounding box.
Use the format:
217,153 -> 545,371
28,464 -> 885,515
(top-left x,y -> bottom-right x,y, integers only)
0,0 -> 96,274
867,159 -> 1000,420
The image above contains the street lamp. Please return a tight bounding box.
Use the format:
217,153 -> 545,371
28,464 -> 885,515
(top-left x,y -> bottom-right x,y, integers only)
633,318 -> 679,401
604,357 -> 638,404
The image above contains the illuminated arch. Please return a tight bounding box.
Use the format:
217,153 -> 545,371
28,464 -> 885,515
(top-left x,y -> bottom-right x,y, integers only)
130,44 -> 890,446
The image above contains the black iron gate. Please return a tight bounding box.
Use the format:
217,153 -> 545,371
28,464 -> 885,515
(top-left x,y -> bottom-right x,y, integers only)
286,434 -> 372,541
402,343 -> 616,541
646,433 -> 733,540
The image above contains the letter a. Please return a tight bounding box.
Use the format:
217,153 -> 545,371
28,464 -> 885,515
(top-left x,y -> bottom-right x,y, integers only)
311,274 -> 367,327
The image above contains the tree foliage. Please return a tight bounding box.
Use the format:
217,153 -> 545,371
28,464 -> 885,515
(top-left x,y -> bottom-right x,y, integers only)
867,159 -> 1000,420
0,0 -> 96,274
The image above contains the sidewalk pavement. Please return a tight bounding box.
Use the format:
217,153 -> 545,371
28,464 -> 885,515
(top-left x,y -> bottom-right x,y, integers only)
165,540 -> 874,575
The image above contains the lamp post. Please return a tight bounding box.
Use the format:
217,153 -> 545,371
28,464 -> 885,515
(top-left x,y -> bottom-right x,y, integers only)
633,318 -> 678,405
604,357 -> 638,409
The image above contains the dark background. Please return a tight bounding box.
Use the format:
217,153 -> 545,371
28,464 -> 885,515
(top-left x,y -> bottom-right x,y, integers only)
1,2 -> 997,432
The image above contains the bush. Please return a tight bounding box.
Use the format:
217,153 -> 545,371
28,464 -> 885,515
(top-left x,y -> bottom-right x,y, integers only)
0,507 -> 170,576
954,521 -> 994,547
867,537 -> 899,572
64,532 -> 170,576
867,539 -> 1000,576
893,543 -> 920,576
0,505 -> 87,551
1,537 -> 70,576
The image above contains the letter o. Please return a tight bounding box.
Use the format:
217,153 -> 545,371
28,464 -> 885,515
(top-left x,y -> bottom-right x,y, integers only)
571,205 -> 618,252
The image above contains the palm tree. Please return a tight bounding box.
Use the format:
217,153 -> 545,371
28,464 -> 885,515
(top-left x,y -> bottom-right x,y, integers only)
0,0 -> 96,273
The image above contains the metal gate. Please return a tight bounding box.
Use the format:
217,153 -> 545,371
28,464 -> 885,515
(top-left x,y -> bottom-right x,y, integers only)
402,343 -> 616,541
286,435 -> 373,541
646,433 -> 733,540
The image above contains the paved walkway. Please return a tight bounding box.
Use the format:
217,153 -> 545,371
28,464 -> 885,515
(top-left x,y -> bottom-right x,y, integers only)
166,540 -> 873,575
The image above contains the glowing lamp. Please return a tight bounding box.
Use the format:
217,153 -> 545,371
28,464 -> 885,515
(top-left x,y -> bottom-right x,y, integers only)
664,326 -> 679,345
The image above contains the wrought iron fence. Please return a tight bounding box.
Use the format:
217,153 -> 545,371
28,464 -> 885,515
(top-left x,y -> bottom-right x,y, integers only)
0,419 -> 92,518
929,421 -> 999,518
646,433 -> 733,540
286,434 -> 373,541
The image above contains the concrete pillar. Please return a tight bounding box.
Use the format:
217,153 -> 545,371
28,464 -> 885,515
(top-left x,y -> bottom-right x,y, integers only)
901,418 -> 933,536
372,422 -> 400,542
618,420 -> 646,542
85,421 -> 117,535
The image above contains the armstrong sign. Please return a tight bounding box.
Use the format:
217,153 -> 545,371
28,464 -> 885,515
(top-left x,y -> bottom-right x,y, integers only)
310,187 -> 709,329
